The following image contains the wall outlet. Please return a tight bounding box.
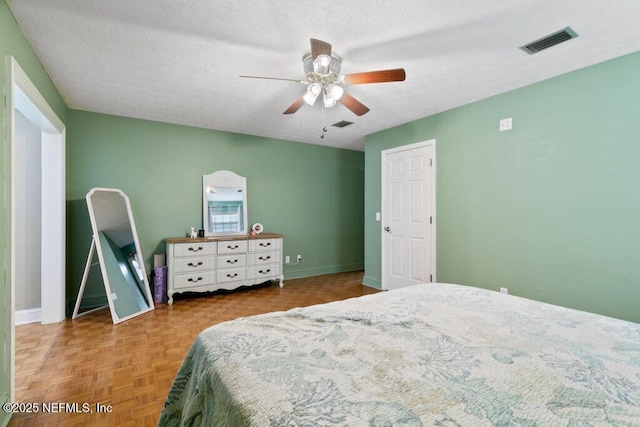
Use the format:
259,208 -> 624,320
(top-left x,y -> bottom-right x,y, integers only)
500,287 -> 508,294
296,254 -> 302,263
285,255 -> 290,264
499,117 -> 512,131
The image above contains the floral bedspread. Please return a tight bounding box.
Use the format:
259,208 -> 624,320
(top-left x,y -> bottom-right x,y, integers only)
158,283 -> 640,426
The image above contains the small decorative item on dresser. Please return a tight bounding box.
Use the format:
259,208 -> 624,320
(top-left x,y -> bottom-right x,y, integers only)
189,227 -> 198,238
251,223 -> 263,235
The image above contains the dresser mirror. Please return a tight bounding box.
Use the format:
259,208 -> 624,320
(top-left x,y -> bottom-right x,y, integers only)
203,170 -> 248,236
75,188 -> 154,324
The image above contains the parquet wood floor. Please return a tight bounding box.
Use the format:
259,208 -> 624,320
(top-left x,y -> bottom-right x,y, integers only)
9,271 -> 378,426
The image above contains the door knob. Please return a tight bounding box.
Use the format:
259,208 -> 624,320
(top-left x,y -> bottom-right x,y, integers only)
384,226 -> 391,232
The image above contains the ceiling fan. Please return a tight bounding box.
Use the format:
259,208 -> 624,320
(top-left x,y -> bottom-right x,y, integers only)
240,38 -> 406,118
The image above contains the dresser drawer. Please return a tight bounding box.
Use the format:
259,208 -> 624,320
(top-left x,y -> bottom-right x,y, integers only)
249,238 -> 281,252
248,252 -> 280,265
173,257 -> 215,273
248,264 -> 281,280
173,271 -> 215,289
217,267 -> 247,283
218,254 -> 247,268
173,242 -> 215,258
217,240 -> 248,255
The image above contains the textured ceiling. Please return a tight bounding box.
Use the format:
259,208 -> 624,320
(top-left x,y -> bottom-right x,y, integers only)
7,0 -> 640,151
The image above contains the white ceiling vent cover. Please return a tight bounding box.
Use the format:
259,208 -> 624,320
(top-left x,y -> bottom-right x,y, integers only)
521,27 -> 578,54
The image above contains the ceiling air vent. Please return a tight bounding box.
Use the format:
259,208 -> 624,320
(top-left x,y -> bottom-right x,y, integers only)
332,120 -> 353,128
521,27 -> 578,54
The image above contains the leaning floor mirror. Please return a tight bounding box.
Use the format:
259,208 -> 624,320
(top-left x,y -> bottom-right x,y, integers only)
73,188 -> 154,324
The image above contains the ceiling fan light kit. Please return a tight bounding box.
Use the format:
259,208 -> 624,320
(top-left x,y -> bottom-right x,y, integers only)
323,84 -> 344,108
241,38 -> 406,138
303,82 -> 322,106
303,51 -> 343,82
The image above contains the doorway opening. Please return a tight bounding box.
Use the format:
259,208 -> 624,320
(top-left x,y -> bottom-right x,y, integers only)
6,56 -> 66,400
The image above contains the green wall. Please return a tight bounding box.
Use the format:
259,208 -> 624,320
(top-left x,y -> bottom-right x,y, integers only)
1,2 -> 68,424
365,51 -> 640,323
67,110 -> 364,307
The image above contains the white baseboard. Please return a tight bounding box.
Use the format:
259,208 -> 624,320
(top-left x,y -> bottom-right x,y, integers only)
15,308 -> 42,325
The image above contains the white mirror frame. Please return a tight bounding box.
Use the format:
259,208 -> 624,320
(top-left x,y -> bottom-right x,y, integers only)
84,188 -> 154,324
203,170 -> 248,236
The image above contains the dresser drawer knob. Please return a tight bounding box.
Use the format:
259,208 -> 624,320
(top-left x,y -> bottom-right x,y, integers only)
188,246 -> 204,252
226,259 -> 238,264
226,273 -> 238,278
187,262 -> 203,267
259,242 -> 271,247
258,269 -> 271,275
188,277 -> 203,282
227,245 -> 239,250
258,256 -> 271,261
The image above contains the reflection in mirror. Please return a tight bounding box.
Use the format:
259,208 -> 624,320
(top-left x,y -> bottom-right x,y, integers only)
206,186 -> 244,233
203,170 -> 248,236
73,188 -> 154,324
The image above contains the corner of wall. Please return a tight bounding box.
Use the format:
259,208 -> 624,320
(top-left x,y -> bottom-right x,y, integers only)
284,263 -> 364,281
362,275 -> 382,290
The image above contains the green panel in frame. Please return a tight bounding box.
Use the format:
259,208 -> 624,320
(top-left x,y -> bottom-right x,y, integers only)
76,188 -> 154,324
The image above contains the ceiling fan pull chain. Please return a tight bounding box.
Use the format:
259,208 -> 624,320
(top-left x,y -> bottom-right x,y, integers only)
321,102 -> 327,139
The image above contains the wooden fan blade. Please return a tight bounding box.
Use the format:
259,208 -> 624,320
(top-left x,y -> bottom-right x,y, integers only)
343,68 -> 406,85
310,38 -> 332,60
240,75 -> 306,84
339,92 -> 370,116
283,97 -> 305,114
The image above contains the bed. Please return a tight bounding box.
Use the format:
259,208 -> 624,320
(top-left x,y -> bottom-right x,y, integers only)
158,283 -> 640,426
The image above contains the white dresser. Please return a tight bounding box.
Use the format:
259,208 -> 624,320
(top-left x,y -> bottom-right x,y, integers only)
165,233 -> 283,305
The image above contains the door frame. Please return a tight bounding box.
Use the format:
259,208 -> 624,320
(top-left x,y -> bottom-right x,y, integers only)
381,139 -> 436,290
5,56 -> 66,400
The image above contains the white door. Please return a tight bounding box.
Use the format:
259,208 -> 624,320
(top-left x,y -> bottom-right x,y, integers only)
382,140 -> 435,290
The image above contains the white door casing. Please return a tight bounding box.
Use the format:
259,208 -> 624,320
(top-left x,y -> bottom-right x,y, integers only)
381,140 -> 435,290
